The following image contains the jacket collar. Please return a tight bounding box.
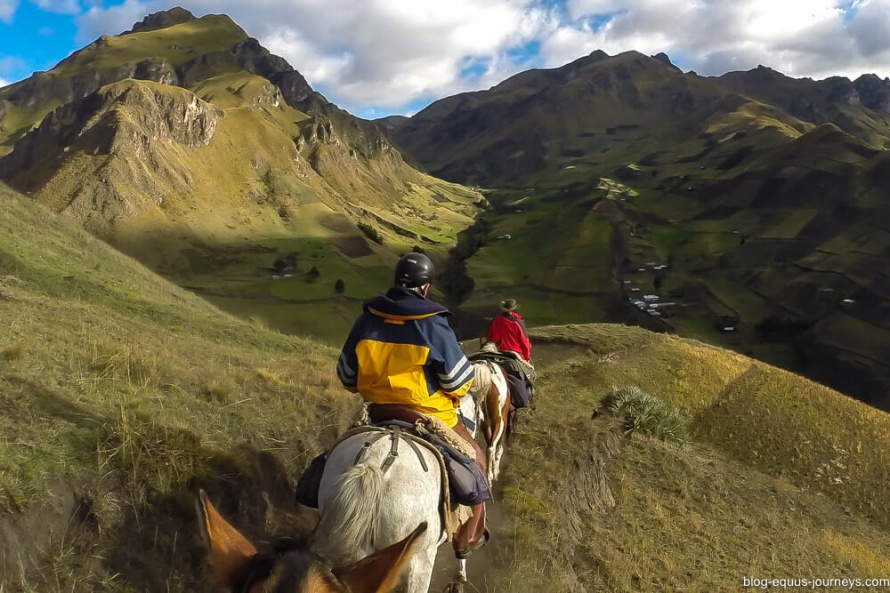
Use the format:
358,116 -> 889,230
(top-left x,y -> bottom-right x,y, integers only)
364,286 -> 450,321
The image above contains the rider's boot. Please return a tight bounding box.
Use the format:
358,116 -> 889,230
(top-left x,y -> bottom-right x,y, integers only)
454,502 -> 488,559
450,421 -> 490,559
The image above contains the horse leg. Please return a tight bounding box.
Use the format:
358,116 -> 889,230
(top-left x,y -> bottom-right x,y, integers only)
403,541 -> 436,593
487,419 -> 504,484
440,558 -> 468,593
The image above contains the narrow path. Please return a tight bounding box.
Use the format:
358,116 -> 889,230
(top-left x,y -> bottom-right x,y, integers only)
428,458 -> 510,593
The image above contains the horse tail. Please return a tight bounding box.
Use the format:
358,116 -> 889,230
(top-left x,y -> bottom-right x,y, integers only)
318,463 -> 386,557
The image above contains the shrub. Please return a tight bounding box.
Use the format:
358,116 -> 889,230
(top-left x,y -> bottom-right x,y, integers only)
601,385 -> 690,444
358,223 -> 383,245
334,278 -> 345,294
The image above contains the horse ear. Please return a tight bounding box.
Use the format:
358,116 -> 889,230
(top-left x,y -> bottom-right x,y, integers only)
198,490 -> 258,588
336,522 -> 427,593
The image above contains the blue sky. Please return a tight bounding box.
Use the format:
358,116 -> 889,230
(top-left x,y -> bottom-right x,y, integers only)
2,0 -> 889,119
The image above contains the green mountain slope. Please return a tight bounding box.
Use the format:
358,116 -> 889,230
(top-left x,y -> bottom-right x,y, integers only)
718,66 -> 890,150
0,9 -> 482,342
391,50 -> 890,410
391,50 -> 807,184
3,180 -> 889,591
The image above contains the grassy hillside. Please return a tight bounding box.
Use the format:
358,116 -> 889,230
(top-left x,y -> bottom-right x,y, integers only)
0,182 -> 359,591
487,324 -> 890,592
4,180 -> 890,592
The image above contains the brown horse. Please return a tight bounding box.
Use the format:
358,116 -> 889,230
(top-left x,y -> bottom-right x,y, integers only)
198,490 -> 426,593
472,359 -> 513,483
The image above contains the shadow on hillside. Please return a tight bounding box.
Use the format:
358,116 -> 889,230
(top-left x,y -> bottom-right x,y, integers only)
104,445 -> 313,593
2,376 -> 105,430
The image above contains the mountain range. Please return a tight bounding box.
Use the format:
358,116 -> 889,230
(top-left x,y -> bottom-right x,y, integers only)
3,10 -> 890,407
387,50 -> 890,410
0,8 -> 481,341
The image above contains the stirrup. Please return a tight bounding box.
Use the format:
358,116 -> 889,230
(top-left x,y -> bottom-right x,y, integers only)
455,529 -> 490,560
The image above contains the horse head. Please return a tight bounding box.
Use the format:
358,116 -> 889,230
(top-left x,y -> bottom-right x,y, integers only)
198,490 -> 426,593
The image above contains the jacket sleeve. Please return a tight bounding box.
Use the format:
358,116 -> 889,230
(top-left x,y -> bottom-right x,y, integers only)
337,319 -> 362,392
426,315 -> 474,397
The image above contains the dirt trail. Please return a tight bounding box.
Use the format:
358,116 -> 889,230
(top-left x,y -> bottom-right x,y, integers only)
428,461 -> 510,593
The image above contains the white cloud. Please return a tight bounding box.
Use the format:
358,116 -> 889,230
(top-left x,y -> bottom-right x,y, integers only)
76,0 -> 558,113
0,0 -> 19,22
557,0 -> 890,80
0,77 -> 9,88
31,0 -> 80,14
72,0 -> 890,115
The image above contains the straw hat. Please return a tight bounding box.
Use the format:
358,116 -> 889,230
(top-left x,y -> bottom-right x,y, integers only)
499,299 -> 519,312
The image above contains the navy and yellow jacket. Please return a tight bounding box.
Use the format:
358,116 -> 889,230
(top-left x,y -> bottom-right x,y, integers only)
337,286 -> 474,427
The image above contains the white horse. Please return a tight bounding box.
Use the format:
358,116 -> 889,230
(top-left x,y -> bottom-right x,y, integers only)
312,396 -> 482,593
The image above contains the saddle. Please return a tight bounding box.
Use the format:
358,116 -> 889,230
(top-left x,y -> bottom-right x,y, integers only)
295,406 -> 486,539
468,349 -> 536,383
468,349 -> 536,409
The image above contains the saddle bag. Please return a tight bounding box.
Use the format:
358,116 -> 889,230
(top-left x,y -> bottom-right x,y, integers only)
506,372 -> 532,410
294,452 -> 327,508
442,451 -> 491,506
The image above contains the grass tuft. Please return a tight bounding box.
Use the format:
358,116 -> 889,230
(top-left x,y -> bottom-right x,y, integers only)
601,385 -> 691,444
1,342 -> 27,362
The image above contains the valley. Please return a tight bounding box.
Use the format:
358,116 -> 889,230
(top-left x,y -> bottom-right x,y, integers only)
392,50 -> 890,411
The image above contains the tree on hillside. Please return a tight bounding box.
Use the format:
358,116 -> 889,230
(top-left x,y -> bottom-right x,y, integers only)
307,265 -> 321,282
358,223 -> 383,245
272,252 -> 298,274
334,278 -> 345,294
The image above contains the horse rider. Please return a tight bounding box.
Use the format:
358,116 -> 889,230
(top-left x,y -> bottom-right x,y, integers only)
336,252 -> 489,559
483,299 -> 533,365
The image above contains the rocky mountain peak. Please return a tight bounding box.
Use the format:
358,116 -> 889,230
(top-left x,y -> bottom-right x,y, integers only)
853,73 -> 890,112
651,52 -> 681,72
126,7 -> 197,34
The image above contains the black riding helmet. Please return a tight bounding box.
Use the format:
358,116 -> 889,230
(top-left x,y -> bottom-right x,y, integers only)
394,253 -> 434,288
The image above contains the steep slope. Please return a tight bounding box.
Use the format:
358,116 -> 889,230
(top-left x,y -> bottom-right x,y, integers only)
0,9 -> 481,341
493,325 -> 890,592
3,189 -> 889,592
0,181 -> 357,590
718,66 -> 890,149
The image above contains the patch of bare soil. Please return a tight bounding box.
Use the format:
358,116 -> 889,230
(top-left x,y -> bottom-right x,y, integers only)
331,235 -> 374,258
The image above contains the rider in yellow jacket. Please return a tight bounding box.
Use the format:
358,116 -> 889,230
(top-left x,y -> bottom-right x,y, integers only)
337,254 -> 475,427
337,252 -> 488,558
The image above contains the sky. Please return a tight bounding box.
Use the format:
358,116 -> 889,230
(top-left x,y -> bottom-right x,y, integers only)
1,0 -> 890,119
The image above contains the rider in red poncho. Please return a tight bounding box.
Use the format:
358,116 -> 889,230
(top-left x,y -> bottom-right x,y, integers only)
484,299 -> 532,363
